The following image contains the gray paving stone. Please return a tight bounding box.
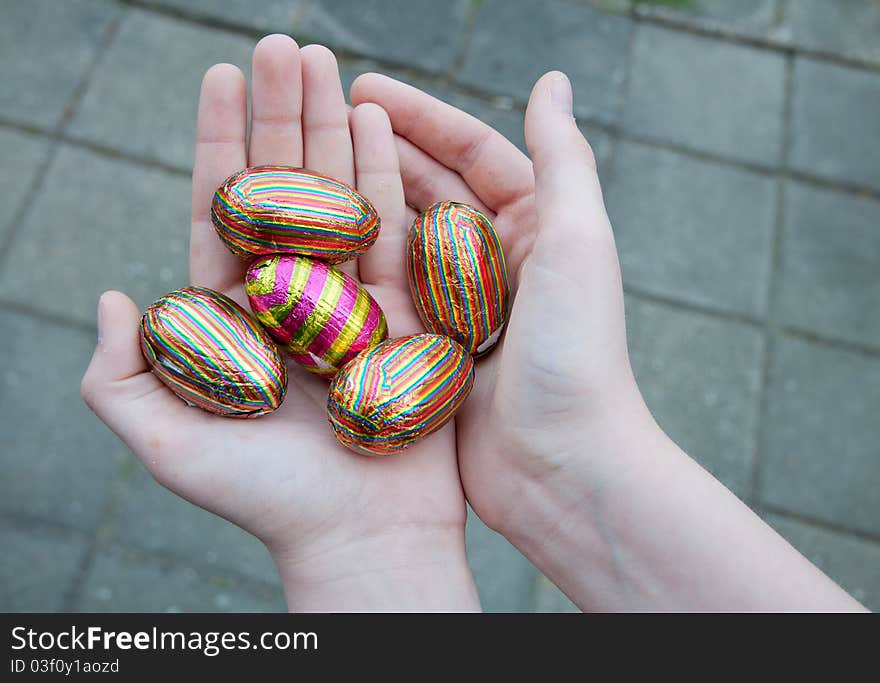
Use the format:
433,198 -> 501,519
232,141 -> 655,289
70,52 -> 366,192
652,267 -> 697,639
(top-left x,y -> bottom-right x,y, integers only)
0,0 -> 120,129
68,10 -> 253,171
626,296 -> 764,496
789,58 -> 880,191
776,181 -> 880,348
784,0 -> 880,66
623,24 -> 786,166
607,142 -> 775,317
0,310 -> 126,530
299,0 -> 470,73
466,509 -> 538,612
532,574 -> 580,613
459,0 -> 633,124
634,0 -> 781,39
0,521 -> 89,611
759,335 -> 880,536
586,0 -> 632,13
765,513 -> 880,611
0,145 -> 189,324
77,545 -> 286,612
112,462 -> 280,585
140,0 -> 305,32
0,127 -> 53,243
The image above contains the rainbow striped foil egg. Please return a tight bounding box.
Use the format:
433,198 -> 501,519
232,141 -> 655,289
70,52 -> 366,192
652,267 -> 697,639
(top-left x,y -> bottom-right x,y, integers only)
212,166 -> 380,264
140,287 -> 287,417
327,334 -> 474,455
407,201 -> 509,356
245,254 -> 388,377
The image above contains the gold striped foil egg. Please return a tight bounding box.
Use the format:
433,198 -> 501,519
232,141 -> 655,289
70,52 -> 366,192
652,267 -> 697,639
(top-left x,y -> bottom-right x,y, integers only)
407,201 -> 509,356
140,287 -> 287,417
245,254 -> 388,377
212,166 -> 380,264
327,334 -> 474,455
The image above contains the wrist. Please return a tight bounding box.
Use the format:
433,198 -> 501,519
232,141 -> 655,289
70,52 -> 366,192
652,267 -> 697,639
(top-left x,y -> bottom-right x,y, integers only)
494,408 -> 862,611
270,524 -> 481,612
490,386 -> 662,541
489,398 -> 675,608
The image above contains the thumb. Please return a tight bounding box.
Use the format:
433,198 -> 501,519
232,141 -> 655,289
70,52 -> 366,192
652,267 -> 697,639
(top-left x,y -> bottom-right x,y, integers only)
81,291 -> 195,457
524,71 -> 615,268
82,290 -> 147,390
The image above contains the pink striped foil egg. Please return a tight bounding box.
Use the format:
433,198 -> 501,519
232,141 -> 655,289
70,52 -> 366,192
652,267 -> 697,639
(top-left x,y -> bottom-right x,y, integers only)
245,254 -> 389,377
407,201 -> 509,357
139,287 -> 287,418
212,166 -> 380,264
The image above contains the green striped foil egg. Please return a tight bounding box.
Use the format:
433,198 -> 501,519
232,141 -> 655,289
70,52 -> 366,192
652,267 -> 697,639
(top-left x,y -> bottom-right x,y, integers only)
327,334 -> 474,455
140,287 -> 287,417
407,201 -> 509,356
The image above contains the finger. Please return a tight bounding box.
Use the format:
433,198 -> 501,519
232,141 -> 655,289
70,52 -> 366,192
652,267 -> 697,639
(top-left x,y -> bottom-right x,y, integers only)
524,71 -> 611,265
300,44 -> 354,184
301,44 -> 357,277
81,292 -> 203,458
190,64 -> 248,290
248,34 -> 304,166
351,73 -> 533,212
395,135 -> 490,215
350,104 -> 408,287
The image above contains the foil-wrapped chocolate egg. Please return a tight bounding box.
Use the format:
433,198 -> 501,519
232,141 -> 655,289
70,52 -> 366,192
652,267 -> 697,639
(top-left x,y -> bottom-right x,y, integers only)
327,334 -> 474,455
211,166 -> 380,263
407,201 -> 509,356
245,254 -> 388,377
140,287 -> 287,417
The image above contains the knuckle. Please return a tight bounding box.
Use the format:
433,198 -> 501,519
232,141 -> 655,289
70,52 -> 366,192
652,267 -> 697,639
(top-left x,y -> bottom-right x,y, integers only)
80,372 -> 99,410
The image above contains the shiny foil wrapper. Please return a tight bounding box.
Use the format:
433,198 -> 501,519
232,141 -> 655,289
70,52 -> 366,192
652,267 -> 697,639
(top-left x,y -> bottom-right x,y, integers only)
327,334 -> 474,455
140,287 -> 287,417
407,201 -> 509,356
212,166 -> 380,264
246,254 -> 388,377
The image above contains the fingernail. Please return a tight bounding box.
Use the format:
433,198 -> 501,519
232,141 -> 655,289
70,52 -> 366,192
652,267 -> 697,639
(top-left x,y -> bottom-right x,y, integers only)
550,72 -> 572,114
97,293 -> 106,347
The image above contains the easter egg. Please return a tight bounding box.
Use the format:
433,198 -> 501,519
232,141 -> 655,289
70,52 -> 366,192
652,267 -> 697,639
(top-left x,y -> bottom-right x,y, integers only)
327,334 -> 474,455
211,166 -> 380,263
245,254 -> 388,377
140,287 -> 287,417
407,201 -> 509,356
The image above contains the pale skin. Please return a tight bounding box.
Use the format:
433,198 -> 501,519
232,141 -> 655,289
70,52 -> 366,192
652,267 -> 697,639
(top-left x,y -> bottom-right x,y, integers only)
82,35 -> 864,612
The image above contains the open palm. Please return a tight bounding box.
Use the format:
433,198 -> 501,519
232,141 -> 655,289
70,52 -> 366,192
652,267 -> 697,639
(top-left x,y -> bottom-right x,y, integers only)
81,37 -> 470,603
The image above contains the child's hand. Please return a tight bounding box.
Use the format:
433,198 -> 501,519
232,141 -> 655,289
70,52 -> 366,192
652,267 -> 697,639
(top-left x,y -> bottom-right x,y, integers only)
81,36 -> 479,612
351,71 -> 644,540
352,72 -> 863,611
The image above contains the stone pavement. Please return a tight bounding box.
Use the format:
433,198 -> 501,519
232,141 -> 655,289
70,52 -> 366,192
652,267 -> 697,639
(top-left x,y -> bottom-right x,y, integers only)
1,0 -> 878,612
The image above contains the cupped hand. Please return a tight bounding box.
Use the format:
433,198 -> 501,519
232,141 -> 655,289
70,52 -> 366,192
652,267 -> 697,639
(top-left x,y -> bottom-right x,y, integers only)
351,72 -> 649,535
81,36 -> 478,611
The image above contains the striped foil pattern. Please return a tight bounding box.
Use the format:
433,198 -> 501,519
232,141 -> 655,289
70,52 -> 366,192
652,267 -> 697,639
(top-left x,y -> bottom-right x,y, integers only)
327,334 -> 474,455
140,287 -> 287,417
246,255 -> 388,377
212,166 -> 381,263
407,201 -> 509,356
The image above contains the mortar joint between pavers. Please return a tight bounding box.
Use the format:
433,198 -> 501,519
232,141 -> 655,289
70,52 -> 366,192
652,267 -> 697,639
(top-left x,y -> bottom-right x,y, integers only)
625,1 -> 880,74
761,503 -> 880,547
447,0 -> 486,83
0,9 -> 124,276
747,50 -> 797,507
